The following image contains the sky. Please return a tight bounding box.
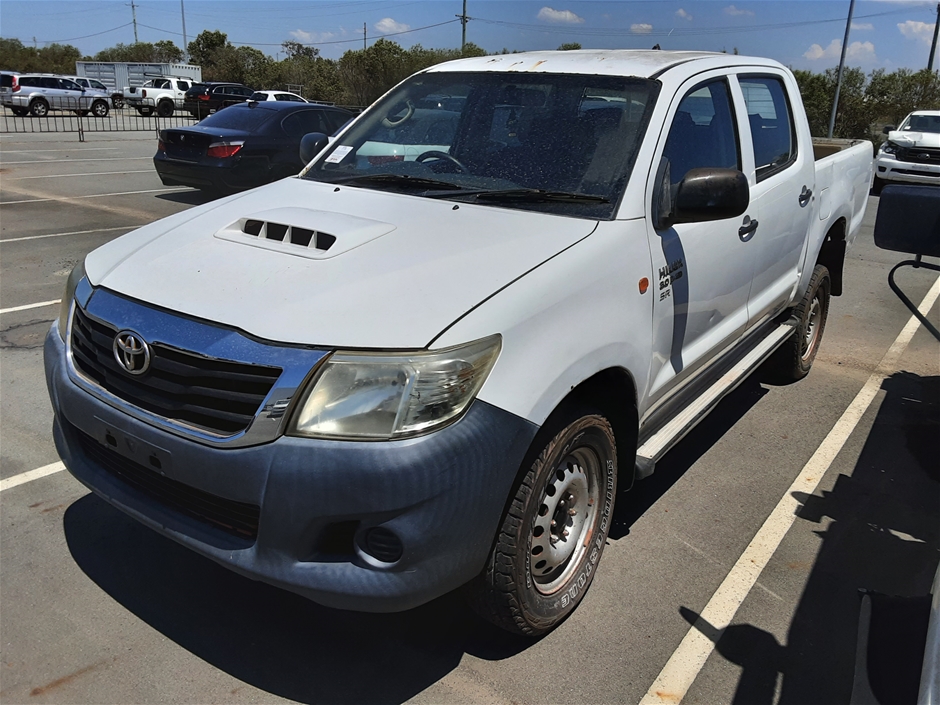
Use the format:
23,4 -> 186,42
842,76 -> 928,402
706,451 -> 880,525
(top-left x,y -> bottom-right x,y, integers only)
1,0 -> 937,72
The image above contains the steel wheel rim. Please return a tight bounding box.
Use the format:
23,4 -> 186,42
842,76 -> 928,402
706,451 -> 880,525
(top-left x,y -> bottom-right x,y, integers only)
530,446 -> 601,594
802,294 -> 822,361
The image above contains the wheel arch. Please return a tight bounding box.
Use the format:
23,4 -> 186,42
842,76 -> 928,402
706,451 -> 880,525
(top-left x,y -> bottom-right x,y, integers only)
816,217 -> 847,296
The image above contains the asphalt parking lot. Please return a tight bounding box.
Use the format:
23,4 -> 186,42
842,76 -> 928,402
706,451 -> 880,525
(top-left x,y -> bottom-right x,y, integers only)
1,130 -> 938,705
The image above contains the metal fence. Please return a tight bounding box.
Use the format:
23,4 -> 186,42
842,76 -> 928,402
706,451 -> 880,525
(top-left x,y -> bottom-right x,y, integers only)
1,97 -> 198,141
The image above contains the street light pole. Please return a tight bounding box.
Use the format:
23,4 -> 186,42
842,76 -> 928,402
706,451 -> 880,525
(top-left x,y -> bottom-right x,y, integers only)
181,0 -> 188,60
928,3 -> 939,71
828,0 -> 855,139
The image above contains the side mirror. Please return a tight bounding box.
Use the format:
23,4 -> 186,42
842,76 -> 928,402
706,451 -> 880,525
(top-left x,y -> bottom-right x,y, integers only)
882,125 -> 895,134
874,184 -> 940,257
299,132 -> 329,163
656,167 -> 749,229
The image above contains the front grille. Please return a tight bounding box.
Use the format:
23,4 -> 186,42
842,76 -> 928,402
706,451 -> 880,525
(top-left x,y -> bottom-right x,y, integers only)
70,305 -> 282,435
75,423 -> 260,541
897,146 -> 940,166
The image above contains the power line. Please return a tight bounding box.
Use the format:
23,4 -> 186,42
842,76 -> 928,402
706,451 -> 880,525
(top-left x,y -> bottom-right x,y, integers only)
33,23 -> 135,44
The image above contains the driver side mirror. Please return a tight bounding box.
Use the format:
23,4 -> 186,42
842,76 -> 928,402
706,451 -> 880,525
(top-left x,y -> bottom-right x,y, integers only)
882,125 -> 895,134
654,163 -> 749,230
299,132 -> 329,163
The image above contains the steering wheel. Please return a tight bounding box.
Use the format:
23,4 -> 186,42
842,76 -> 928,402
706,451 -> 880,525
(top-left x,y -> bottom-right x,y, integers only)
415,150 -> 467,172
381,99 -> 415,128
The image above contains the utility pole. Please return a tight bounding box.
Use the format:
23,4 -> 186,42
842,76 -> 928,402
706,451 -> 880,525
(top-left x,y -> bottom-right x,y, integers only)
363,22 -> 367,50
928,2 -> 939,71
128,0 -> 139,43
456,0 -> 470,52
828,0 -> 855,139
181,0 -> 188,60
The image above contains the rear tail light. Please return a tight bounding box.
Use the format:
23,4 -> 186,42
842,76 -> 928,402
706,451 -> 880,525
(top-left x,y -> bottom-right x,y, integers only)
367,155 -> 404,166
197,94 -> 210,101
157,138 -> 165,152
207,141 -> 244,158
12,78 -> 19,92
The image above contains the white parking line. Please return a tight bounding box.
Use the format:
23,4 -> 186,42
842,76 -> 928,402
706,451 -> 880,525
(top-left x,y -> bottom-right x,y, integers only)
2,187 -> 187,205
639,274 -> 940,705
1,148 -> 119,153
1,226 -> 135,244
5,170 -> 153,180
0,462 -> 66,493
0,157 -> 154,165
0,299 -> 60,315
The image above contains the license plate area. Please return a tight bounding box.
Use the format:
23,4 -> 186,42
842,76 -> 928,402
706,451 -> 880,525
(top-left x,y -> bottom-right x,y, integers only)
91,416 -> 172,475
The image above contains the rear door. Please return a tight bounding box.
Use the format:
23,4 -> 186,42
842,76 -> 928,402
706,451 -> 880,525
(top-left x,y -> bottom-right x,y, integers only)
644,72 -> 756,405
733,72 -> 815,328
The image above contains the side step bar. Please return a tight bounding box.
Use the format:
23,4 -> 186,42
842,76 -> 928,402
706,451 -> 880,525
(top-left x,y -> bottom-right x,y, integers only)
635,323 -> 795,479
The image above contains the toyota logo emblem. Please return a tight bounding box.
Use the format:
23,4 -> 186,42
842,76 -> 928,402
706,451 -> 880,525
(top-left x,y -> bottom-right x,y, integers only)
113,330 -> 151,375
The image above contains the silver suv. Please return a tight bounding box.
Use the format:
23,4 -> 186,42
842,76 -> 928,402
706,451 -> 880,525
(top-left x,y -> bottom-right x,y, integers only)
1,74 -> 111,117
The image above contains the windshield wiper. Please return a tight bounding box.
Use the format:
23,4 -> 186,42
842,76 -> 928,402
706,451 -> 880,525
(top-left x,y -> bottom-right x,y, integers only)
329,173 -> 465,191
460,188 -> 609,204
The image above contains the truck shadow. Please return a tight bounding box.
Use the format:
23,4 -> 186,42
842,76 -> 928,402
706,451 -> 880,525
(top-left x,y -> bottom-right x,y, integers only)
676,371 -> 940,704
63,498 -> 531,705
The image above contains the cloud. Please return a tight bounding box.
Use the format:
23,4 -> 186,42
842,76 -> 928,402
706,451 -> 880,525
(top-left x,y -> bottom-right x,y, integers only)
676,8 -> 693,21
803,38 -> 876,62
631,23 -> 653,34
724,5 -> 754,16
289,29 -> 338,43
851,22 -> 873,30
374,17 -> 410,34
537,7 -> 585,24
899,20 -> 936,43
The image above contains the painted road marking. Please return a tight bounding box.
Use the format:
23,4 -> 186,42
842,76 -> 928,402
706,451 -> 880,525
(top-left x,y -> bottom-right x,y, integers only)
1,226 -> 135,244
0,157 -> 153,165
0,462 -> 66,493
2,187 -> 187,205
0,299 -> 61,315
639,273 -> 940,705
1,148 -> 119,154
6,170 -> 153,180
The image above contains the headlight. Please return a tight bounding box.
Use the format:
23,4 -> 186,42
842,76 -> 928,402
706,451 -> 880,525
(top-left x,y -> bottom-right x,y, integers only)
288,334 -> 501,440
881,141 -> 899,155
56,260 -> 86,341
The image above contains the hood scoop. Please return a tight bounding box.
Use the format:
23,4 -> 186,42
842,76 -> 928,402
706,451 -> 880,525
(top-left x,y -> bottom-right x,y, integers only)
214,207 -> 395,259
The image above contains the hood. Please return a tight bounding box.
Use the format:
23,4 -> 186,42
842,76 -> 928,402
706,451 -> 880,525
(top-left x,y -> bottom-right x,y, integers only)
886,130 -> 940,149
84,179 -> 597,349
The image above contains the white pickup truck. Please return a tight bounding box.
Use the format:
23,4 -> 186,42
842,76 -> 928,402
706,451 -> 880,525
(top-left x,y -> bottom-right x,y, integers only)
123,77 -> 192,117
45,51 -> 872,635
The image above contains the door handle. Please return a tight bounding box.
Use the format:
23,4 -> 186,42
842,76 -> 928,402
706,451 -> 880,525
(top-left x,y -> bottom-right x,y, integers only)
799,186 -> 813,207
738,215 -> 759,239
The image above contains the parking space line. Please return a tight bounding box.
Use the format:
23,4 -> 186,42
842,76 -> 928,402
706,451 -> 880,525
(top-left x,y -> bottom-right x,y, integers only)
639,274 -> 940,705
0,157 -> 154,165
1,226 -> 136,244
2,187 -> 187,205
0,300 -> 61,315
1,148 -> 119,154
6,170 -> 153,180
0,462 -> 66,493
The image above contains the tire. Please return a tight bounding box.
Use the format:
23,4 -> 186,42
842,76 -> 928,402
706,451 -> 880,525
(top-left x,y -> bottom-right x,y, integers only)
137,106 -> 154,117
91,100 -> 109,117
11,107 -> 28,117
29,98 -> 49,117
764,264 -> 831,384
112,98 -> 124,109
466,411 -> 618,636
156,100 -> 174,117
74,110 -> 90,117
871,175 -> 886,196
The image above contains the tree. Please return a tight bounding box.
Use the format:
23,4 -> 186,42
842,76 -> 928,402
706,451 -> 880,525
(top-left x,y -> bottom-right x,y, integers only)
282,40 -> 319,60
153,40 -> 184,63
558,42 -> 582,51
93,41 -> 183,63
187,30 -> 228,69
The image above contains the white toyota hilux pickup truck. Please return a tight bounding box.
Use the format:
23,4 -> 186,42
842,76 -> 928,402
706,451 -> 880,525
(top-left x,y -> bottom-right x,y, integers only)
45,51 -> 872,635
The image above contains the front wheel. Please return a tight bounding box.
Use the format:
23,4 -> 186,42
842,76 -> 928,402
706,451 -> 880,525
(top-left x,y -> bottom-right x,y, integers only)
91,100 -> 109,117
764,264 -> 831,384
466,411 -> 617,636
871,175 -> 886,196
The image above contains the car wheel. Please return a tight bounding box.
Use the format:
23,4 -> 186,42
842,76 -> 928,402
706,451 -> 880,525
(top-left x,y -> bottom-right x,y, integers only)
91,100 -> 109,117
764,264 -> 831,384
466,410 -> 618,636
156,101 -> 174,117
137,106 -> 154,117
29,98 -> 49,117
11,107 -> 28,117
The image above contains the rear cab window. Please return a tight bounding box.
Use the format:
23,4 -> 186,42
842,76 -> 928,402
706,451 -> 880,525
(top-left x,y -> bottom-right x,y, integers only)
739,76 -> 797,181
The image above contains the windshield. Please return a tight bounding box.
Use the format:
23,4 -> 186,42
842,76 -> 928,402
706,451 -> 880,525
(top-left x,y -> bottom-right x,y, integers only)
899,113 -> 940,134
303,71 -> 659,218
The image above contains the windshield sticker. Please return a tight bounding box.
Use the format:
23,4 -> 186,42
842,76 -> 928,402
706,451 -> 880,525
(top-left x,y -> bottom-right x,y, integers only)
325,145 -> 353,164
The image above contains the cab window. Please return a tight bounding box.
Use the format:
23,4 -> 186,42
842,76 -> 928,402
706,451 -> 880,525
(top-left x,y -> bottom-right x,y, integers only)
662,79 -> 739,187
739,76 -> 797,181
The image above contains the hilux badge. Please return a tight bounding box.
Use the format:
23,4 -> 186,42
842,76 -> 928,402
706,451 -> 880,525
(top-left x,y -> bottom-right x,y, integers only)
113,331 -> 151,375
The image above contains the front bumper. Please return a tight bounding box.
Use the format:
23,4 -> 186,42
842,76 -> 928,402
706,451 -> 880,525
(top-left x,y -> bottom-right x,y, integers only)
45,325 -> 537,612
875,153 -> 940,186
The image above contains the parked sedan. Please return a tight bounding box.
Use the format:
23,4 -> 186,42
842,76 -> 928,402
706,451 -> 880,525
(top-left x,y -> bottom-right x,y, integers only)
183,82 -> 254,119
249,90 -> 308,103
154,101 -> 354,194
